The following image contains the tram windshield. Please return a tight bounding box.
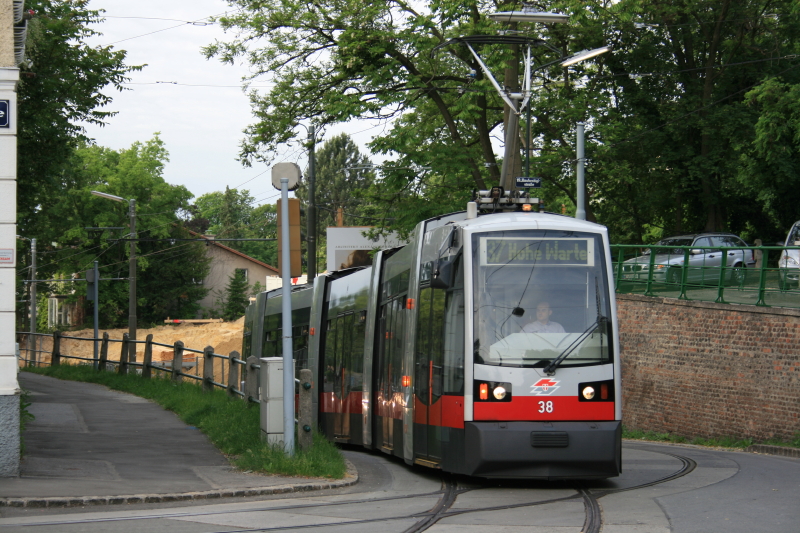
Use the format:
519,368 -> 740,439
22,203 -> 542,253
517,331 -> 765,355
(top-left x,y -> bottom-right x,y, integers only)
472,230 -> 612,368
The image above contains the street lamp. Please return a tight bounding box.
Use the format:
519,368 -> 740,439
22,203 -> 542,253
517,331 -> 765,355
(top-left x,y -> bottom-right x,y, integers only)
91,191 -> 137,361
488,5 -> 570,24
561,46 -> 612,67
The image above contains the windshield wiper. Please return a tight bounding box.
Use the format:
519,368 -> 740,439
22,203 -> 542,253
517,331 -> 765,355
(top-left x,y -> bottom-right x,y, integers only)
543,316 -> 606,376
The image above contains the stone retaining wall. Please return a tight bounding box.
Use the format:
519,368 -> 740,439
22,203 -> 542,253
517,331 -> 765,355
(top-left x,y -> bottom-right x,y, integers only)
617,294 -> 800,441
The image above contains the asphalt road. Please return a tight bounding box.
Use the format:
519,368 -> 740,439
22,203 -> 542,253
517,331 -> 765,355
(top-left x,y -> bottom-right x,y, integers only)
1,441 -> 798,533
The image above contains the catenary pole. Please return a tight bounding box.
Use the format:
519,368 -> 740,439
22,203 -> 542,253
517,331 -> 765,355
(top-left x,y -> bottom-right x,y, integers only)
128,199 -> 137,361
29,238 -> 36,365
307,125 -> 316,282
93,260 -> 99,369
576,122 -> 586,220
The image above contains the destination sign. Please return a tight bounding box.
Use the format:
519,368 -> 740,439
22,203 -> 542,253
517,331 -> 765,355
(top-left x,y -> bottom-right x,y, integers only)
516,176 -> 541,188
0,100 -> 9,128
481,238 -> 594,266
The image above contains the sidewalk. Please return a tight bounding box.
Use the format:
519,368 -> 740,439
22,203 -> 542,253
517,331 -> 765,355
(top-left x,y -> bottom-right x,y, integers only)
0,373 -> 356,508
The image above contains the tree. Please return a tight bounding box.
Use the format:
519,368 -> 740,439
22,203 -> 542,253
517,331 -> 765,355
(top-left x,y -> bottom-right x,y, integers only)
192,189 -> 279,266
27,136 -> 211,328
203,0 -> 546,197
565,0 -> 800,242
292,134 -> 376,267
17,0 -> 141,237
206,0 -> 800,244
221,270 -> 250,321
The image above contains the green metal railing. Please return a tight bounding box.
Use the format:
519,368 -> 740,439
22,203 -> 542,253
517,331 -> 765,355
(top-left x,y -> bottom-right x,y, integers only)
611,245 -> 800,309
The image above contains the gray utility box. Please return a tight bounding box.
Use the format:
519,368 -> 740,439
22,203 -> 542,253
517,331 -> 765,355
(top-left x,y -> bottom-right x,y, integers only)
259,357 -> 294,446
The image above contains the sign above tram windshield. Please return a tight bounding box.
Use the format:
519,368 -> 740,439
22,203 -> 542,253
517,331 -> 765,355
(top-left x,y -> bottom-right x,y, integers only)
480,237 -> 594,267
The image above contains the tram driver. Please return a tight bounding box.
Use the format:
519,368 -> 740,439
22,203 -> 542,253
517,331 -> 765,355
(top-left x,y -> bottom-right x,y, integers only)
521,301 -> 565,334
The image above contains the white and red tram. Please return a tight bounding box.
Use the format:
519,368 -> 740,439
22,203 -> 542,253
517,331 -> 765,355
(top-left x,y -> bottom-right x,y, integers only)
243,204 -> 622,479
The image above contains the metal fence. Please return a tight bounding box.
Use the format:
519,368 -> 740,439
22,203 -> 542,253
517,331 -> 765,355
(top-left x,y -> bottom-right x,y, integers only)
16,331 -> 262,403
612,245 -> 800,308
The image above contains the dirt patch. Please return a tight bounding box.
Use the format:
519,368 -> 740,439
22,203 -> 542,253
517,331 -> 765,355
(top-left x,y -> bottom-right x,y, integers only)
19,318 -> 245,365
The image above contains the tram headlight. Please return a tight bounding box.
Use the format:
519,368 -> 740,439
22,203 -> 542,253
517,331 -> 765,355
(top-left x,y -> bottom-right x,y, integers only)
474,381 -> 512,402
578,380 -> 614,402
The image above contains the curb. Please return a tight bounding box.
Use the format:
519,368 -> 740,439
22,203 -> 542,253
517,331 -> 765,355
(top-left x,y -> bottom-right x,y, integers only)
745,444 -> 800,459
0,462 -> 358,509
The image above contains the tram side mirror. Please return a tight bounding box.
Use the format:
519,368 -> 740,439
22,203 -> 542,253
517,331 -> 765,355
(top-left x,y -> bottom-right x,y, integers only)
431,259 -> 454,289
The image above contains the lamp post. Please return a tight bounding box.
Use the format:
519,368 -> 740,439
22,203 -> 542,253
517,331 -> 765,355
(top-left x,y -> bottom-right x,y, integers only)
91,191 -> 137,361
272,162 -> 302,457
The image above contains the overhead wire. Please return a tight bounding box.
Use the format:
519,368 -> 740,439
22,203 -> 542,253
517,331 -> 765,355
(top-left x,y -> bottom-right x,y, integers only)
101,10 -> 231,46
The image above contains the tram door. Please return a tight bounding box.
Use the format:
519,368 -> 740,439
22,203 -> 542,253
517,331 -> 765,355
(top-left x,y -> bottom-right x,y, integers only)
376,296 -> 405,451
414,287 -> 445,462
331,313 -> 355,441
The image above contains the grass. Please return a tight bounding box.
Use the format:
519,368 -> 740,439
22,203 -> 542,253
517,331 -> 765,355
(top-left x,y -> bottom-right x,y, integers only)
622,426 -> 800,450
22,365 -> 347,479
19,387 -> 35,457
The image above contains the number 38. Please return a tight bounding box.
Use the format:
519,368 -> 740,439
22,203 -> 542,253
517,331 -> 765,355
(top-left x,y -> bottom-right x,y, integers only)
538,400 -> 554,413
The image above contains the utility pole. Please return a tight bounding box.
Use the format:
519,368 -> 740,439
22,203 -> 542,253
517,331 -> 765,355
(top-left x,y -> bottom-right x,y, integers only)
306,125 -> 317,282
128,199 -> 137,361
29,238 -> 36,365
91,191 -> 138,362
576,122 -> 586,220
92,261 -> 99,368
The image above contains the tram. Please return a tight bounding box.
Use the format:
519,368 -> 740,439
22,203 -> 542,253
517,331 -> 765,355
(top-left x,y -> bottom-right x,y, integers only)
243,197 -> 622,479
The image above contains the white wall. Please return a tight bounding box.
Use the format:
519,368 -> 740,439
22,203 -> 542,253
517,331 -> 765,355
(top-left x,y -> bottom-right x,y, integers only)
0,58 -> 20,475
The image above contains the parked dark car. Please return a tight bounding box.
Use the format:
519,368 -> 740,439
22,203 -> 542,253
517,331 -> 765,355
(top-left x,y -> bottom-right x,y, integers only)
622,233 -> 756,285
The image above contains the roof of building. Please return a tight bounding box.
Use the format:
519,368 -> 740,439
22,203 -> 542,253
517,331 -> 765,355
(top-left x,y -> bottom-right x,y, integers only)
188,230 -> 279,275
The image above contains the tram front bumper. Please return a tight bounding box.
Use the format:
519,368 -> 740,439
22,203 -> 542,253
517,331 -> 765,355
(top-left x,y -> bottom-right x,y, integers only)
464,420 -> 622,479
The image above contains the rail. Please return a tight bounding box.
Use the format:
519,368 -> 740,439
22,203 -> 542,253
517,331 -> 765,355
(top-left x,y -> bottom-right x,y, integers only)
15,332 -> 263,403
612,244 -> 800,308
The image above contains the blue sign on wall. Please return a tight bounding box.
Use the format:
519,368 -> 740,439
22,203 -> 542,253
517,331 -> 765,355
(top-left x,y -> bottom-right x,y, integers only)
516,176 -> 541,188
0,100 -> 9,128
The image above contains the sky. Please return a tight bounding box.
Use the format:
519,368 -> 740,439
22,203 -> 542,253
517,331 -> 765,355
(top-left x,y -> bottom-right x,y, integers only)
81,0 -> 385,207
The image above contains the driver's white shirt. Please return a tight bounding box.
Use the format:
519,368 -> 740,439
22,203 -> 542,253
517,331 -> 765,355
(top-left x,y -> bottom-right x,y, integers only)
522,320 -> 565,333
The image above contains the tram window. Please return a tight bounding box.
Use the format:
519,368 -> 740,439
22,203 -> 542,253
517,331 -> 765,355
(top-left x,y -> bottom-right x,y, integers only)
472,231 -> 612,368
415,288 -> 434,405
293,325 -> 308,371
382,246 -> 413,299
351,314 -> 365,391
443,260 -> 465,395
334,317 -> 346,393
323,320 -> 337,393
377,305 -> 389,398
340,314 -> 355,392
263,328 -> 279,358
430,289 -> 446,400
264,313 -> 280,334
391,297 -> 405,394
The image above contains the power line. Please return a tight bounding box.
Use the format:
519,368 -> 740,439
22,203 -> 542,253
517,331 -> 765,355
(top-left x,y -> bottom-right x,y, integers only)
101,11 -> 230,46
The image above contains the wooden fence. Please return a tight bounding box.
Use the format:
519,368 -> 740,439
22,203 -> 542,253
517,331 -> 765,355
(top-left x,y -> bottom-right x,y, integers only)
16,331 -> 262,403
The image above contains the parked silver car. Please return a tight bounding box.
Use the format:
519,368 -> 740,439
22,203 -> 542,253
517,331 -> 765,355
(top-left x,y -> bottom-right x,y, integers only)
621,233 -> 756,285
779,221 -> 800,288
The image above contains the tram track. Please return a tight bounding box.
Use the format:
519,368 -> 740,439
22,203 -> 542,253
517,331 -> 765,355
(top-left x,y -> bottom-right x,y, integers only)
0,448 -> 698,532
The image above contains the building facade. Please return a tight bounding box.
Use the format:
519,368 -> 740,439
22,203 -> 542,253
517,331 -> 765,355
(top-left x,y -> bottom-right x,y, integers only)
195,235 -> 279,313
0,0 -> 24,477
